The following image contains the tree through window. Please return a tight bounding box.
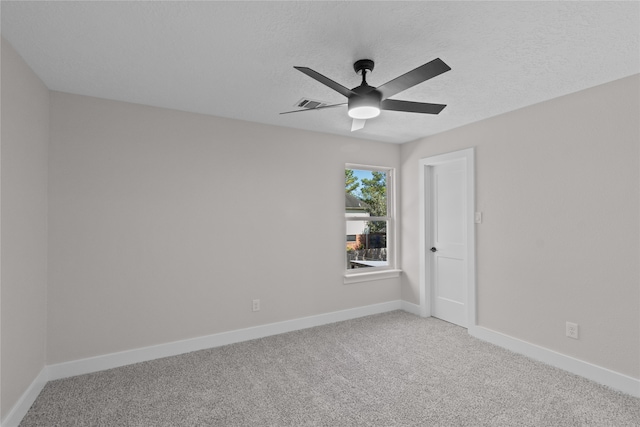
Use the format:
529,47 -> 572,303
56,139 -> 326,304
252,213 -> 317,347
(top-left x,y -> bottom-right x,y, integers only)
345,166 -> 393,270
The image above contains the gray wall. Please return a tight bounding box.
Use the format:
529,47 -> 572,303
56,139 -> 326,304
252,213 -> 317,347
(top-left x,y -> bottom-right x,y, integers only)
3,31 -> 639,421
47,92 -> 401,364
1,39 -> 49,418
400,74 -> 640,377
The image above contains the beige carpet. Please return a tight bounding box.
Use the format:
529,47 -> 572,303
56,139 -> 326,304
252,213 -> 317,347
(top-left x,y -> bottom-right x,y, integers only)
20,311 -> 640,426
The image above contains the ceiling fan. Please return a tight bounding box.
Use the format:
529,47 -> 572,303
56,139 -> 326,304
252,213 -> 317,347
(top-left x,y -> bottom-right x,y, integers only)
281,58 -> 451,131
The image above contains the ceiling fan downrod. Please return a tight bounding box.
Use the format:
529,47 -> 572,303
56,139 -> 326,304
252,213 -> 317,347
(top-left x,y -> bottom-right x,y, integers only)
353,59 -> 375,86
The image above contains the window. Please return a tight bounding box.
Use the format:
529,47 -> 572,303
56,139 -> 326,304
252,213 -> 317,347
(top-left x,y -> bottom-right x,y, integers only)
345,165 -> 398,282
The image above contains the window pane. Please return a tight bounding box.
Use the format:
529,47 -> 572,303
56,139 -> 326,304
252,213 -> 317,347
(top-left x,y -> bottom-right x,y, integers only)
345,169 -> 387,217
346,221 -> 388,269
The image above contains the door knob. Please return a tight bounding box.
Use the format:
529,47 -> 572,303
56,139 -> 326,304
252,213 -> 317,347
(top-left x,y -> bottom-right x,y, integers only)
430,247 -> 437,253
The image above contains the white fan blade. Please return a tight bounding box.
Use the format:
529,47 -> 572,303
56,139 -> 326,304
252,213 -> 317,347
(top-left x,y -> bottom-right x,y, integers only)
351,119 -> 366,132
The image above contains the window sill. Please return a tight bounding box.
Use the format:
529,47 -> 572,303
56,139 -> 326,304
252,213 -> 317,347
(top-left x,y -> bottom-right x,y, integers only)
343,269 -> 402,284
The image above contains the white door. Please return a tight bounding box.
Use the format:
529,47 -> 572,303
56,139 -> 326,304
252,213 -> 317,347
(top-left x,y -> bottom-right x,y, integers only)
430,159 -> 468,327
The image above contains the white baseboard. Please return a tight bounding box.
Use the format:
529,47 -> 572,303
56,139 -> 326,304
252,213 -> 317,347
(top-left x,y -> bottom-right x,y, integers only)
400,300 -> 421,316
469,324 -> 640,398
6,302 -> 637,427
1,367 -> 48,427
6,300 -> 404,427
48,300 -> 404,381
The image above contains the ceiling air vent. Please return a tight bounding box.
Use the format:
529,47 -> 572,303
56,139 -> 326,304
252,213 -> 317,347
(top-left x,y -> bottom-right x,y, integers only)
295,98 -> 329,109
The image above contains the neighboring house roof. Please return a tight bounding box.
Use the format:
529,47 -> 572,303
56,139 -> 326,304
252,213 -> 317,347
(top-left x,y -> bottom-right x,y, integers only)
346,193 -> 369,211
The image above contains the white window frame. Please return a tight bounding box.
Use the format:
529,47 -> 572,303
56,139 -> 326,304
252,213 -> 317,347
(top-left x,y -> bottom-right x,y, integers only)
344,164 -> 401,284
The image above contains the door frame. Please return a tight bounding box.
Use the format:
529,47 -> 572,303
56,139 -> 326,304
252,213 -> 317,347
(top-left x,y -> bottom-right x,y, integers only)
418,148 -> 476,328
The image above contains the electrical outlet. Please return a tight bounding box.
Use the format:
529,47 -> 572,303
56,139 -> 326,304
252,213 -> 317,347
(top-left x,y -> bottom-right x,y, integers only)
252,299 -> 260,312
566,322 -> 579,339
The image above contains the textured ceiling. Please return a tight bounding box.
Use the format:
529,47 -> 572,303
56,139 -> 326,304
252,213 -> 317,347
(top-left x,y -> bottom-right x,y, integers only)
2,1 -> 638,144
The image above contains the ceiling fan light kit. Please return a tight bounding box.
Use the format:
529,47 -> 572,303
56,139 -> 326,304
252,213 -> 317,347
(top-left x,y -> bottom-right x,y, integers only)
283,57 -> 451,131
348,92 -> 381,119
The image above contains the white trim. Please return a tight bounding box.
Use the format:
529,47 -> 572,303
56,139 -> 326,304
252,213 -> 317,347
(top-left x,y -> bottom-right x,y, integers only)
418,148 -> 476,324
469,325 -> 640,397
400,300 -> 422,316
3,302 -> 638,427
1,367 -> 48,427
48,300 -> 403,381
4,301 -> 408,426
344,164 -> 397,276
343,269 -> 402,284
